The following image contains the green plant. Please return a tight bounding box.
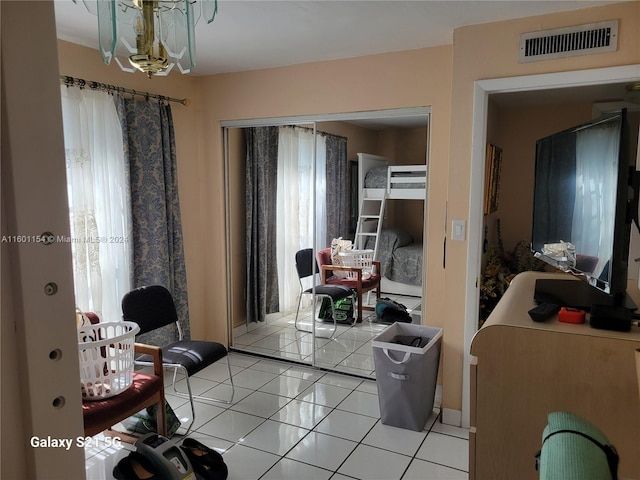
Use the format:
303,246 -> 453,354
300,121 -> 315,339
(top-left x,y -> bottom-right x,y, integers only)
479,220 -> 546,325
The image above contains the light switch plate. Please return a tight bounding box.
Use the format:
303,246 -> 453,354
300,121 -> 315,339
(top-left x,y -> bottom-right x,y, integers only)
452,220 -> 466,241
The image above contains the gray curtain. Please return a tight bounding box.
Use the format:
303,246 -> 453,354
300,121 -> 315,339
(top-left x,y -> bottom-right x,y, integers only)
532,132 -> 576,251
325,134 -> 349,245
117,97 -> 190,344
245,127 -> 279,323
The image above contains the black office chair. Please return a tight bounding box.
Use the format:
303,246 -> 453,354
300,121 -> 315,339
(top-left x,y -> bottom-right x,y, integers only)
294,248 -> 355,338
122,285 -> 235,435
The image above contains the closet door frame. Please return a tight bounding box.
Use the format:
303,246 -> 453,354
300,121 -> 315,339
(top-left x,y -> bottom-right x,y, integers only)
222,107 -> 431,370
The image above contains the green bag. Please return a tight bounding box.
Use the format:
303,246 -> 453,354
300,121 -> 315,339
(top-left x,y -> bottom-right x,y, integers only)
319,296 -> 354,324
122,401 -> 181,438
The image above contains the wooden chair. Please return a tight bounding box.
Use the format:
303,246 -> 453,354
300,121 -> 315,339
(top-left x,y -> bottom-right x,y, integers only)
317,247 -> 381,323
82,342 -> 167,441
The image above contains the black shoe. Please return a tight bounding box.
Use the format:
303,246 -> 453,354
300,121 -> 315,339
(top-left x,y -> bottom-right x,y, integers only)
180,438 -> 228,480
113,451 -> 162,480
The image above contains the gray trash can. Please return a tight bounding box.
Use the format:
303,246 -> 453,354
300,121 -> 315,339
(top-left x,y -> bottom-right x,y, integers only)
372,322 -> 442,431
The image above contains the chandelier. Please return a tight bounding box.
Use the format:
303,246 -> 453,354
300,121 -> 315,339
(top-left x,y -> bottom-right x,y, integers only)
73,0 -> 218,78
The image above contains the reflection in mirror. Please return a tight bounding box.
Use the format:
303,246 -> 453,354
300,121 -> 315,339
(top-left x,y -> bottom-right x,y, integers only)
225,110 -> 429,378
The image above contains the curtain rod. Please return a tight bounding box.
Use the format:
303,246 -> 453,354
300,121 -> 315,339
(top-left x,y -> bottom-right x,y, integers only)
59,75 -> 190,106
281,124 -> 348,141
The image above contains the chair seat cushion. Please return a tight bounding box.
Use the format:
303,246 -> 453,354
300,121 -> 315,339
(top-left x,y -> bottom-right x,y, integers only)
82,372 -> 162,434
304,284 -> 353,301
160,340 -> 228,376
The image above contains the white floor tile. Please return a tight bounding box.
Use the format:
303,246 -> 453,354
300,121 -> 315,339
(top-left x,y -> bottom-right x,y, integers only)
312,347 -> 352,365
240,345 -> 277,356
258,375 -> 315,398
430,419 -> 470,439
337,443 -> 412,480
336,389 -> 380,418
269,399 -> 331,430
223,444 -> 280,480
415,432 -> 469,472
227,353 -> 261,368
281,365 -> 326,382
192,361 -> 235,383
296,382 -> 353,408
206,383 -> 253,406
86,347 -> 470,480
248,324 -> 287,336
233,332 -> 266,346
286,431 -> 357,471
356,379 -> 379,394
171,375 -> 219,396
313,409 -> 377,442
240,419 -> 309,455
250,359 -> 292,375
230,391 -> 291,418
339,352 -> 376,371
403,458 -> 468,480
172,397 -> 227,433
322,337 -> 366,353
261,457 -> 333,480
316,372 -> 363,390
226,368 -> 279,390
362,421 -> 427,456
198,409 -> 265,442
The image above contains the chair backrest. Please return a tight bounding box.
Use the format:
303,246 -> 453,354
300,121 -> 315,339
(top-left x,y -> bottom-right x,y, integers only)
316,248 -> 334,279
121,285 -> 178,336
295,248 -> 318,280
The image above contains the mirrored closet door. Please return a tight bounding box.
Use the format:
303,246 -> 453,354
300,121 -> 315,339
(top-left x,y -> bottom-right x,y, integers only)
223,108 -> 430,378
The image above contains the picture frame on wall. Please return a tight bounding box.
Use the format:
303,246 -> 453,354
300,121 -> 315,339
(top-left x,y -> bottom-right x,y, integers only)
484,144 -> 502,215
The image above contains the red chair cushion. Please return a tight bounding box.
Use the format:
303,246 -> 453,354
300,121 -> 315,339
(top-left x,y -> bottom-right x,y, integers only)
82,372 -> 162,434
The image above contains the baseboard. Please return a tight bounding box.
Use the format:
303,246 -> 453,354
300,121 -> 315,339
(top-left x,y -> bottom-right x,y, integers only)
442,408 -> 462,427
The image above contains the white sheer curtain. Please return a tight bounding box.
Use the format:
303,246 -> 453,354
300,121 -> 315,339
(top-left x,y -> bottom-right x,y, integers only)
572,123 -> 619,278
60,86 -> 132,322
276,126 -> 327,312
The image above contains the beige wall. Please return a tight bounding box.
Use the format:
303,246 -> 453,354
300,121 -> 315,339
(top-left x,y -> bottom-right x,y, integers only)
199,45 -> 454,348
445,1 -> 640,414
52,1 -> 640,423
316,121 -> 380,162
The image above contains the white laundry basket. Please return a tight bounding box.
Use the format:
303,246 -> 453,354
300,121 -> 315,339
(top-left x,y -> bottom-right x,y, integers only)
338,249 -> 375,279
78,321 -> 140,400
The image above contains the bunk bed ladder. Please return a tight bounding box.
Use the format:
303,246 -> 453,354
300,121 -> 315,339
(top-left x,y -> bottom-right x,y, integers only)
354,196 -> 386,256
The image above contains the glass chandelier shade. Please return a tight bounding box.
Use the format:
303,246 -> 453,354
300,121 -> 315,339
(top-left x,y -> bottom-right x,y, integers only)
74,0 -> 217,78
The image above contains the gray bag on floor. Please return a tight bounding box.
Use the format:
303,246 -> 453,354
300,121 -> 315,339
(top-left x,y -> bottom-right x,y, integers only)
372,323 -> 442,431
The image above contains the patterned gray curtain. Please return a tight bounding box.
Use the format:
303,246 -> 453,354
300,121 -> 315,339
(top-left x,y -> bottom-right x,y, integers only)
325,134 -> 349,245
117,97 -> 190,344
245,127 -> 279,323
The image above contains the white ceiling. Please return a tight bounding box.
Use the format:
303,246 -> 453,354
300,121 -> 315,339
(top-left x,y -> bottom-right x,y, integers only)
54,0 -> 623,76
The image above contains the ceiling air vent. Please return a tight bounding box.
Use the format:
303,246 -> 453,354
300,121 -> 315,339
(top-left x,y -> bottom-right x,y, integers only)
519,20 -> 618,63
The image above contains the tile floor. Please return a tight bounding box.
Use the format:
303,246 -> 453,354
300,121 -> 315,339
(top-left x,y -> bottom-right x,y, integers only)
84,352 -> 469,480
233,295 -> 422,378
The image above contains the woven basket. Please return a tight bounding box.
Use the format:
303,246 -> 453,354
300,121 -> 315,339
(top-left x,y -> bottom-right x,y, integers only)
78,321 -> 140,400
